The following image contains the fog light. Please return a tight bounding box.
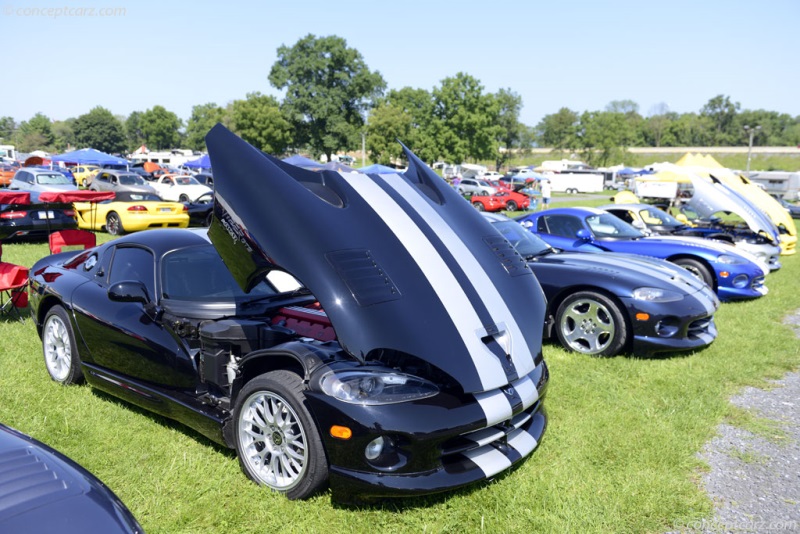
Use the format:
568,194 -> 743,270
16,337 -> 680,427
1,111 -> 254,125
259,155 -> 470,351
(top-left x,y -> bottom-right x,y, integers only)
732,274 -> 749,288
365,436 -> 385,460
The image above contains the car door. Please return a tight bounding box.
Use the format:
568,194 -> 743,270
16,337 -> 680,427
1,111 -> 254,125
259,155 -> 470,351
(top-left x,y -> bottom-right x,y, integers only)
71,244 -> 196,388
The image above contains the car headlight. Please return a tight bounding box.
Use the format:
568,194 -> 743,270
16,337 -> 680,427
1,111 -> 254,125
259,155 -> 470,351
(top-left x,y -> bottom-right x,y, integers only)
717,254 -> 746,265
632,287 -> 684,302
320,370 -> 439,405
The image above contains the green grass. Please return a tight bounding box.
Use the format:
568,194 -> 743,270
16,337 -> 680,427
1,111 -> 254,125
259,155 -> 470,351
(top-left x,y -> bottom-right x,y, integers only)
1,235 -> 798,533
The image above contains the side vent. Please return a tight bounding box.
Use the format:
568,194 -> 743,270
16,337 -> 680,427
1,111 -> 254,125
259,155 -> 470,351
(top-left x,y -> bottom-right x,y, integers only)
326,249 -> 402,307
482,236 -> 531,277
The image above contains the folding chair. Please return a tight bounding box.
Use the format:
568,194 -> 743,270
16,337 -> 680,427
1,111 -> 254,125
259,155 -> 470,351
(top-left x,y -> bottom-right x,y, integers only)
0,244 -> 29,320
49,229 -> 97,254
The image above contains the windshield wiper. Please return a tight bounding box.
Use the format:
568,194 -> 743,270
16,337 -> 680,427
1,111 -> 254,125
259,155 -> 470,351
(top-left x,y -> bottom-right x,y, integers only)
524,249 -> 554,260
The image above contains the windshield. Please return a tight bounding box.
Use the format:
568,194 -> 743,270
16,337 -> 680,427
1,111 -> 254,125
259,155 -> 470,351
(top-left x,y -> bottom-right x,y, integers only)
175,176 -> 200,185
36,173 -> 71,185
586,212 -> 643,238
492,219 -> 552,257
119,174 -> 146,185
638,206 -> 683,226
161,245 -> 279,302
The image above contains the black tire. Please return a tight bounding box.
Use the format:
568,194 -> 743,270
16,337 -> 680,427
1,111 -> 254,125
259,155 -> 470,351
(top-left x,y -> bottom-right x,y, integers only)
106,212 -> 125,235
179,194 -> 190,202
234,371 -> 328,500
472,202 -> 485,211
204,212 -> 213,227
555,291 -> 628,357
505,200 -> 518,212
672,258 -> 713,287
479,190 -> 490,196
42,305 -> 84,385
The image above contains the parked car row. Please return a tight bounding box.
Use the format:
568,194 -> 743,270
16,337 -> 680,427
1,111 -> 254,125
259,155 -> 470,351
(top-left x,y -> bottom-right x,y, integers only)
7,129 -> 786,516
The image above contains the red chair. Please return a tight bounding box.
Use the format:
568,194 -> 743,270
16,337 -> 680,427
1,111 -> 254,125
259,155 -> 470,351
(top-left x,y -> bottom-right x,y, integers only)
0,244 -> 29,320
49,229 -> 97,254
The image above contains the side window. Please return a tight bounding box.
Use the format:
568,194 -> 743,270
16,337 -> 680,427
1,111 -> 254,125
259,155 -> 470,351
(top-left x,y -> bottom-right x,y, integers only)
541,215 -> 582,237
536,216 -> 549,233
610,209 -> 634,224
108,246 -> 156,301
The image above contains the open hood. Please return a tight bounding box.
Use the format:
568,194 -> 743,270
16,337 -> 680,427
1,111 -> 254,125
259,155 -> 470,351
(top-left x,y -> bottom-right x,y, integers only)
685,174 -> 780,244
204,125 -> 544,394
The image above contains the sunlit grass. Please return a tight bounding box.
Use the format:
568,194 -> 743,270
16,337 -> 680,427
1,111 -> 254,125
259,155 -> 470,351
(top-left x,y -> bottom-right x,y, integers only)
1,234 -> 798,533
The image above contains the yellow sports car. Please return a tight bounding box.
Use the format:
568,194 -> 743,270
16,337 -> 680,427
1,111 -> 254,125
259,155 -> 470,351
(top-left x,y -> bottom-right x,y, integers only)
74,191 -> 189,235
70,165 -> 100,188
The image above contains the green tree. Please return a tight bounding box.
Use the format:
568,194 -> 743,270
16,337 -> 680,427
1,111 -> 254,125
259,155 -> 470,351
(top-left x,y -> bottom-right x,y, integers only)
535,108 -> 579,149
493,88 -> 525,171
186,103 -> 229,151
701,95 -> 740,145
269,34 -> 386,162
575,111 -> 633,167
51,119 -> 76,152
432,72 -> 500,163
125,111 -> 146,151
366,87 -> 438,164
140,106 -> 182,150
665,113 -> 714,146
230,92 -> 292,154
73,107 -> 127,153
643,103 -> 672,147
17,113 -> 55,152
0,116 -> 15,142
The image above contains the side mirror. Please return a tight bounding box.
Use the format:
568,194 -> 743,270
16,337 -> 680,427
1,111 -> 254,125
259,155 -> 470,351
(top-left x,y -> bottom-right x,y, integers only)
576,228 -> 593,241
520,220 -> 533,229
108,280 -> 151,304
630,219 -> 645,229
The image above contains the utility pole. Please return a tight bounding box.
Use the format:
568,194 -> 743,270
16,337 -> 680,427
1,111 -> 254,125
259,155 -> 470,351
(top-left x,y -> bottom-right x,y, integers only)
743,125 -> 761,177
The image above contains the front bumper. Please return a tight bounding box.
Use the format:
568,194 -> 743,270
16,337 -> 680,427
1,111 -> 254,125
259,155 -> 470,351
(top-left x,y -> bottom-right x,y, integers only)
305,360 -> 549,502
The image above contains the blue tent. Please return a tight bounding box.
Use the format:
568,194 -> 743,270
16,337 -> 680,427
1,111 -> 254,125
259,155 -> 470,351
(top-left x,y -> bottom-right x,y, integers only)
358,163 -> 397,174
51,148 -> 128,167
184,154 -> 211,169
282,155 -> 323,169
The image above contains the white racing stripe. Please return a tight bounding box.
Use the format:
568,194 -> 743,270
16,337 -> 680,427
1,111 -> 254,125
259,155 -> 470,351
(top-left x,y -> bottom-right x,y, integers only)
463,445 -> 513,477
475,390 -> 513,427
513,374 -> 539,410
379,174 -> 536,378
345,173 -> 508,390
507,428 -> 538,457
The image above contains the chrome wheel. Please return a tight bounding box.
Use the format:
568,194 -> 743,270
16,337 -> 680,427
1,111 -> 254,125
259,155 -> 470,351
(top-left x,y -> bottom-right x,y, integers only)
559,298 -> 614,353
106,212 -> 123,235
42,306 -> 83,384
555,291 -> 628,356
238,390 -> 308,491
43,314 -> 72,381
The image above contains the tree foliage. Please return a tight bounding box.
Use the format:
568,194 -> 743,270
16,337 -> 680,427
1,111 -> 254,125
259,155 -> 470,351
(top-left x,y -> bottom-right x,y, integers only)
269,34 -> 386,161
125,111 -> 145,152
16,113 -> 55,152
73,107 -> 127,153
230,92 -> 292,155
493,88 -> 525,170
367,87 -> 438,164
186,103 -> 230,151
536,107 -> 579,150
51,119 -> 76,152
0,117 -> 15,142
139,105 -> 183,150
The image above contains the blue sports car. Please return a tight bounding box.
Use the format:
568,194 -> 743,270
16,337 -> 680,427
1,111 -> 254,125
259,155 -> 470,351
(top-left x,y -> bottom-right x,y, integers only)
516,207 -> 767,301
485,213 -> 719,357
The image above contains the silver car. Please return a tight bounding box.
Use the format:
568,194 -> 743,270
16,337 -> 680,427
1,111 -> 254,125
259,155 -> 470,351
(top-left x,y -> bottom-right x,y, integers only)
90,170 -> 157,195
9,168 -> 77,193
456,178 -> 497,196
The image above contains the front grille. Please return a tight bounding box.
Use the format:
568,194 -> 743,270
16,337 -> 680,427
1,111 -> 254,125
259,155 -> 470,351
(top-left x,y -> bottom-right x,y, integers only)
751,275 -> 766,290
687,316 -> 713,339
441,400 -> 540,460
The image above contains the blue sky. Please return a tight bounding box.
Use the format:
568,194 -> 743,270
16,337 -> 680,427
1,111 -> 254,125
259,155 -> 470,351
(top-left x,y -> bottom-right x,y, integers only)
4,0 -> 798,129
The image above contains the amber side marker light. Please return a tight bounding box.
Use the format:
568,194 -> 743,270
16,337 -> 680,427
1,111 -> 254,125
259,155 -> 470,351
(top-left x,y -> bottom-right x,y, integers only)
635,312 -> 650,321
719,271 -> 730,278
330,425 -> 352,440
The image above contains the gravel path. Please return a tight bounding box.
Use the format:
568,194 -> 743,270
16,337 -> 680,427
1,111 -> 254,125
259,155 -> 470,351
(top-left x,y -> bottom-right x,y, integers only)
686,310 -> 800,532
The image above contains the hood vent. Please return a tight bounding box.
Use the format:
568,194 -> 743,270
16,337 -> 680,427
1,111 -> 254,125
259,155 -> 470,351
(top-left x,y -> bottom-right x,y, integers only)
326,249 -> 401,307
483,235 -> 530,277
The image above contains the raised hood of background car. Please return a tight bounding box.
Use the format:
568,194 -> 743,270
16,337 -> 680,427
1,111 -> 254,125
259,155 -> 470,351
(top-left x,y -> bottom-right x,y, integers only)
204,125 -> 545,394
686,175 -> 780,244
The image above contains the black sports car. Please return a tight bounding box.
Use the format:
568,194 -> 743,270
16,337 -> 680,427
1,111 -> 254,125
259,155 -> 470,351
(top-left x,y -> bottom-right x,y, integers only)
0,423 -> 143,533
484,213 -> 719,356
0,190 -> 77,241
30,125 -> 549,503
184,190 -> 213,226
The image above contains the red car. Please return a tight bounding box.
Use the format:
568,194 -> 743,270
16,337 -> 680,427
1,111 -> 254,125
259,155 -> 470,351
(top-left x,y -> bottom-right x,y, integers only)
471,190 -> 531,212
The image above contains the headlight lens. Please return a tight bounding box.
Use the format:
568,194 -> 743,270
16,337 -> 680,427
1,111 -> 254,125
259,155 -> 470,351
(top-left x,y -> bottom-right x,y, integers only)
321,370 -> 439,405
717,254 -> 746,265
732,274 -> 749,288
632,287 -> 684,302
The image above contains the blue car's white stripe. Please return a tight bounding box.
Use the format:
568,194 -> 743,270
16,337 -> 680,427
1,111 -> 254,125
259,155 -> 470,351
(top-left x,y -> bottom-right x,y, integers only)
344,173 -> 509,391
378,173 -> 535,379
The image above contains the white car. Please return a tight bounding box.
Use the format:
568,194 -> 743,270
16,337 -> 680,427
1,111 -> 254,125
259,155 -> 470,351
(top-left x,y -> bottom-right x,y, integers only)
481,171 -> 504,180
457,178 -> 497,196
149,174 -> 212,202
